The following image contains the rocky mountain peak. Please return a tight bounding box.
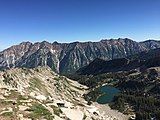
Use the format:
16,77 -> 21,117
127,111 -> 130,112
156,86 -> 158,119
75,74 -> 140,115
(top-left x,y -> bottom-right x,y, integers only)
0,39 -> 160,73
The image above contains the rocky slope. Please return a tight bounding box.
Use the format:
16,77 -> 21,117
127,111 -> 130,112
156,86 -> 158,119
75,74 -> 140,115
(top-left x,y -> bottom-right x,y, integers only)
0,39 -> 160,73
76,48 -> 160,75
0,67 -> 128,120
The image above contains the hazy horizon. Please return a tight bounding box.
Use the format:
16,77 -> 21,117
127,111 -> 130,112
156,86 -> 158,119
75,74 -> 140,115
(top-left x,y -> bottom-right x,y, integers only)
0,0 -> 160,50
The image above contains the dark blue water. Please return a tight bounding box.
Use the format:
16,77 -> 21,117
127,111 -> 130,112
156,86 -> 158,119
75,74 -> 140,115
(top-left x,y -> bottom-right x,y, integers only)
97,85 -> 120,104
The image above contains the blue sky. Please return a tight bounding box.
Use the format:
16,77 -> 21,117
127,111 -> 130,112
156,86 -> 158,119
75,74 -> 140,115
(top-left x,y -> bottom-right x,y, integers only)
0,0 -> 160,50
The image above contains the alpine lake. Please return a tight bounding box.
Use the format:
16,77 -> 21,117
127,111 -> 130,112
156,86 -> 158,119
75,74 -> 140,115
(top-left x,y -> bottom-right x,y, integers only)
96,85 -> 120,104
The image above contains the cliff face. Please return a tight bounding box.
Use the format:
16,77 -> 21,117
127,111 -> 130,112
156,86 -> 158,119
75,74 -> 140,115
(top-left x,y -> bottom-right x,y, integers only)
76,48 -> 160,75
0,39 -> 160,73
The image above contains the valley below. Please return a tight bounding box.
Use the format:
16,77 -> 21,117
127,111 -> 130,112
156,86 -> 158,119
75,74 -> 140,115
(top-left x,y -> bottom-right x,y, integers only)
71,66 -> 160,120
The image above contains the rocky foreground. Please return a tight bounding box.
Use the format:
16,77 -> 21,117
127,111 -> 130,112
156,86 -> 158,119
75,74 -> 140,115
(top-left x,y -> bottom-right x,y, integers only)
0,67 -> 128,120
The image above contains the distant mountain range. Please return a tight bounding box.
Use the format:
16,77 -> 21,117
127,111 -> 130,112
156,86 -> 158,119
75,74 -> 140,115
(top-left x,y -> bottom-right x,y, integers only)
0,38 -> 160,73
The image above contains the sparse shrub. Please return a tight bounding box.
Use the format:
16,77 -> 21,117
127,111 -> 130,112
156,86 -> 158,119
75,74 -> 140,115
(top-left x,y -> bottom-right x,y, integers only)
27,103 -> 54,120
1,112 -> 13,117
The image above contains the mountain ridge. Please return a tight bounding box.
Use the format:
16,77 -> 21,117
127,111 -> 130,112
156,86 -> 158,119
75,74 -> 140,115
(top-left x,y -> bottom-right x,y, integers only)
76,48 -> 160,75
0,38 -> 160,73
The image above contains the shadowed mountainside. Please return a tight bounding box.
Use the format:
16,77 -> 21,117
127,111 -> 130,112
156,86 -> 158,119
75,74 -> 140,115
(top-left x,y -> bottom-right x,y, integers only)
76,48 -> 160,75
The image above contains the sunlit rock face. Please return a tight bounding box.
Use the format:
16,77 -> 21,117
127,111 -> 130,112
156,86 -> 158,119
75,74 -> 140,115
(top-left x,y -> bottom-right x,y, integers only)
0,39 -> 160,73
